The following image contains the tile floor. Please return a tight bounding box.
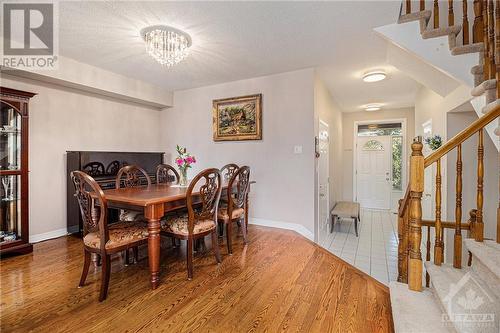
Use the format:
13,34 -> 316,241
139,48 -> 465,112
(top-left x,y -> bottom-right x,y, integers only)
318,208 -> 399,285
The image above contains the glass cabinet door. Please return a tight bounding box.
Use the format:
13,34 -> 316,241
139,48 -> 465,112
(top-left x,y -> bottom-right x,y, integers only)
0,102 -> 22,243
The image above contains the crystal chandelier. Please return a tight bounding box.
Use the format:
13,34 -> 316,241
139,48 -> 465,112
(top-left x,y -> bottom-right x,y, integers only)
140,25 -> 191,67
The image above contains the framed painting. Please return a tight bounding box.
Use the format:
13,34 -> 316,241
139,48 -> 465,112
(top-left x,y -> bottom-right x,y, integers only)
212,94 -> 262,141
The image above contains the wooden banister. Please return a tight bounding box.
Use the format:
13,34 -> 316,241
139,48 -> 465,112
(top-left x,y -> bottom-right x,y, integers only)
464,0 -> 470,45
406,0 -> 411,14
449,0 -> 455,26
434,158 -> 443,265
474,0 -> 485,43
496,0 -> 500,99
425,226 -> 431,287
485,0 -> 491,79
421,220 -> 471,230
420,0 -> 425,11
434,0 -> 440,28
489,0 -> 496,79
454,144 -> 463,269
424,106 -> 500,167
408,138 -> 424,291
476,129 -> 485,241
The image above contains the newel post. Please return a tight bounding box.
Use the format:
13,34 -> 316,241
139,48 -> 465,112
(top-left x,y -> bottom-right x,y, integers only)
408,137 -> 424,291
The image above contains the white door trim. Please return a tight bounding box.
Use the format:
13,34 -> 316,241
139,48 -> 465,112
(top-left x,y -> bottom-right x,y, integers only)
352,118 -> 408,205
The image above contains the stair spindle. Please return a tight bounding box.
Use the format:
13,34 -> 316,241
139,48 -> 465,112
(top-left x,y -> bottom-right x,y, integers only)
454,144 -> 463,269
434,158 -> 444,265
434,0 -> 440,28
407,0 -> 411,14
476,129 -> 485,241
463,0 -> 470,44
420,0 -> 425,11
408,138 -> 424,291
484,0 -> 491,79
449,0 -> 455,26
489,0 -> 496,79
474,0 -> 485,43
495,0 -> 500,99
425,226 -> 431,287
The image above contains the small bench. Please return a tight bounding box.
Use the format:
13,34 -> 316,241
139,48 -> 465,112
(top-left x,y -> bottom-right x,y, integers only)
330,201 -> 360,236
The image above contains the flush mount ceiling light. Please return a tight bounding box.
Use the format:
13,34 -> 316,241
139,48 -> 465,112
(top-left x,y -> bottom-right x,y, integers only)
362,71 -> 387,83
140,25 -> 192,67
364,104 -> 382,112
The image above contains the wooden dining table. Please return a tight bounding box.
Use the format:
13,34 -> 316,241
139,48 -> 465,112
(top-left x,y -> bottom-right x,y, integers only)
101,181 -> 252,289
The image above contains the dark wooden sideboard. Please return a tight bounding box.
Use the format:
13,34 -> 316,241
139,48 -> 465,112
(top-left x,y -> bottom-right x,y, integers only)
66,151 -> 164,235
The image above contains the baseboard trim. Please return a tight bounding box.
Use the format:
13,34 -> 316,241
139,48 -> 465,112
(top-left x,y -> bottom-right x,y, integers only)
249,218 -> 314,241
29,228 -> 68,243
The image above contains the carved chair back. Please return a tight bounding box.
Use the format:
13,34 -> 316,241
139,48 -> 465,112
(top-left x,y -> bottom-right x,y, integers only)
106,160 -> 121,176
156,164 -> 180,184
220,163 -> 239,181
115,165 -> 151,189
227,166 -> 251,215
71,171 -> 109,251
83,162 -> 105,177
186,168 -> 222,235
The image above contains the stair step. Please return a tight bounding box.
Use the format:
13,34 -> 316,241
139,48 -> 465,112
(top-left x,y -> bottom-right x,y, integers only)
471,79 -> 496,97
389,281 -> 453,333
471,65 -> 483,75
452,43 -> 484,56
398,10 -> 432,24
466,239 -> 500,299
422,25 -> 462,39
425,262 -> 500,333
481,99 -> 500,114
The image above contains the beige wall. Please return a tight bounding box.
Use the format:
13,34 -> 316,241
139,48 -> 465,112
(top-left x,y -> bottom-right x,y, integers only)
314,75 -> 343,211
341,108 -> 415,203
1,74 -> 163,240
160,69 -> 316,238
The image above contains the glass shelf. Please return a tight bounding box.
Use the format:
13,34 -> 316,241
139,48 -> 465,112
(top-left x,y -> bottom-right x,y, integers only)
0,104 -> 21,171
0,174 -> 21,244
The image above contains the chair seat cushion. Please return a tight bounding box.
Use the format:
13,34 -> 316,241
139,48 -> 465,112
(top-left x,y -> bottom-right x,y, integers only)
83,222 -> 148,250
161,214 -> 215,236
217,206 -> 244,222
119,209 -> 145,222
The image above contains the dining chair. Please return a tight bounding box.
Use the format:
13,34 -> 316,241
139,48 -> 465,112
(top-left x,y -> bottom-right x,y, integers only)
156,164 -> 180,184
217,166 -> 250,254
83,162 -> 105,177
160,168 -> 222,279
115,165 -> 151,263
71,171 -> 149,301
220,163 -> 239,181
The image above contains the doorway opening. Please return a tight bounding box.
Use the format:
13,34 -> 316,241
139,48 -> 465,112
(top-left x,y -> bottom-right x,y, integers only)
317,120 -> 330,247
354,120 -> 406,211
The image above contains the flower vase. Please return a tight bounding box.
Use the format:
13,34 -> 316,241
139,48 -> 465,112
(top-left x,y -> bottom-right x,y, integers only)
179,168 -> 188,187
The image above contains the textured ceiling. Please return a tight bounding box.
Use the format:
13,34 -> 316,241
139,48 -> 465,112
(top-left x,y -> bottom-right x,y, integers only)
59,1 -> 419,111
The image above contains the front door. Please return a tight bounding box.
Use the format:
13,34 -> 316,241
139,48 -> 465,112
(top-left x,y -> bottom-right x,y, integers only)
356,136 -> 392,209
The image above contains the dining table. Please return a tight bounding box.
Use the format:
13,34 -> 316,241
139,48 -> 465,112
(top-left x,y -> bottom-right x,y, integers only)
101,180 -> 253,289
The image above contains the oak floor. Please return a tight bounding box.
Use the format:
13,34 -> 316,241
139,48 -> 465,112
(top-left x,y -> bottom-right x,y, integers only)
1,225 -> 394,333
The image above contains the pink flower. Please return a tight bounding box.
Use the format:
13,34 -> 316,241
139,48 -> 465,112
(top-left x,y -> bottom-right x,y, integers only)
175,158 -> 183,166
192,156 -> 196,163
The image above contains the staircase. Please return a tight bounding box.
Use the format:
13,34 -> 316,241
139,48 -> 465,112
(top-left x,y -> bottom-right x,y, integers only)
390,1 -> 500,332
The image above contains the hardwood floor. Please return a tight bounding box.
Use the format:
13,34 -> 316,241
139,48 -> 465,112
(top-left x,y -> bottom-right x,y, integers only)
1,225 -> 394,332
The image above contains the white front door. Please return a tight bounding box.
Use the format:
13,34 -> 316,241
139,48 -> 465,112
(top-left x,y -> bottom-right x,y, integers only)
422,120 -> 433,220
318,121 -> 330,230
356,136 -> 392,210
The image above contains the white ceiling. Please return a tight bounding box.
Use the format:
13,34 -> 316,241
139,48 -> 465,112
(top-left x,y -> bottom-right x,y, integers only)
59,1 -> 420,112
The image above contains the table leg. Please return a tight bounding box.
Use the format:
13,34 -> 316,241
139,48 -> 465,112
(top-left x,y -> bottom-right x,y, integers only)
145,203 -> 164,289
245,195 -> 249,230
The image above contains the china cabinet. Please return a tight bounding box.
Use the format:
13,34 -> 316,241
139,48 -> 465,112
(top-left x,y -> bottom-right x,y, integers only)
0,87 -> 36,256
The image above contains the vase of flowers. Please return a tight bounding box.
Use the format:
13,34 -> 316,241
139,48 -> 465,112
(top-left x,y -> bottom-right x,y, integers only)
424,135 -> 442,151
175,145 -> 196,186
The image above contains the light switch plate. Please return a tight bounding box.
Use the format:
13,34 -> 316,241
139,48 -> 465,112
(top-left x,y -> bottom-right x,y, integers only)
294,145 -> 303,154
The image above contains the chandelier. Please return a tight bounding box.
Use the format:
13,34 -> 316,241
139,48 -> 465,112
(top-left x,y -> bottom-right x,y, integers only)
140,25 -> 191,67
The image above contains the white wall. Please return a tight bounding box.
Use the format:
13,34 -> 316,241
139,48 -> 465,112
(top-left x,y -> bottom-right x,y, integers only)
1,74 -> 164,241
160,69 -> 316,238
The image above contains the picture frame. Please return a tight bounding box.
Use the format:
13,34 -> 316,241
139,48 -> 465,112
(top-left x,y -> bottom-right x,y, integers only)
212,94 -> 262,141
